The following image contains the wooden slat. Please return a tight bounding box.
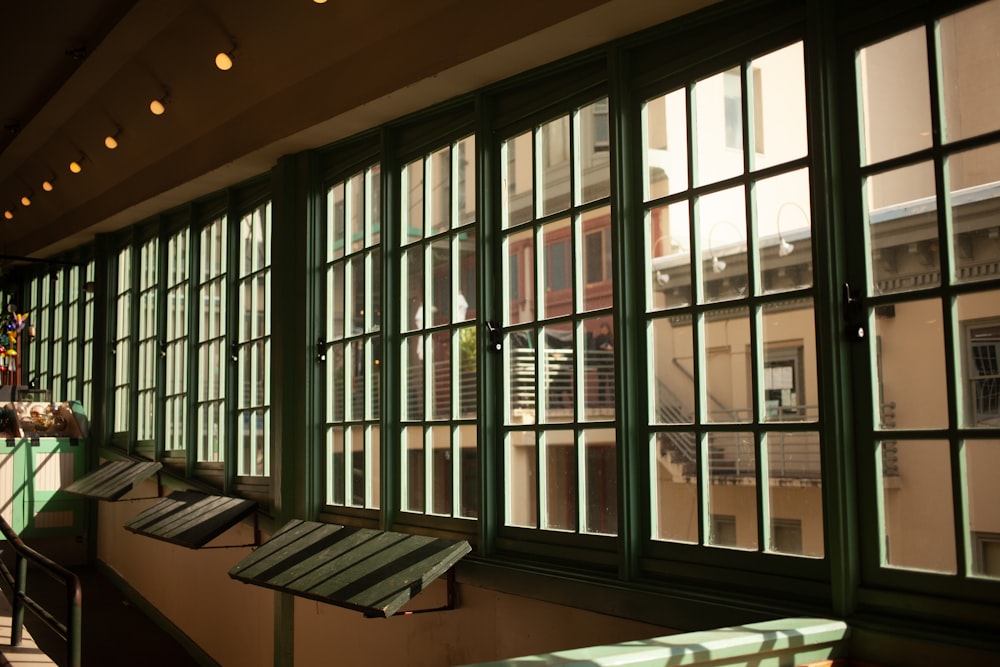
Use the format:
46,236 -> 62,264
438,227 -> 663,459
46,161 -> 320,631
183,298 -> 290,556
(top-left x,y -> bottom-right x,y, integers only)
228,519 -> 471,617
62,460 -> 162,501
123,491 -> 257,549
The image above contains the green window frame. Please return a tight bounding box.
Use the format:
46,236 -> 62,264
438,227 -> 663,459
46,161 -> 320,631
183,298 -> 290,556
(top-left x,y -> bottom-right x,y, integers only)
235,201 -> 272,478
163,228 -> 190,455
196,216 -> 228,465
112,245 -> 133,437
136,237 -> 159,444
399,134 -> 479,521
846,0 -> 1000,603
323,161 -> 382,511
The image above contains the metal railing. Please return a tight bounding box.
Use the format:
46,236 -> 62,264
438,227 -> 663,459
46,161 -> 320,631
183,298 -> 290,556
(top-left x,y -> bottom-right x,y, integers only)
0,514 -> 81,667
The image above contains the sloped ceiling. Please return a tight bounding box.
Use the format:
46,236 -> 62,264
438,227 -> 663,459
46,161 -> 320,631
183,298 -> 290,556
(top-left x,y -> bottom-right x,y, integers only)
0,0 -> 711,265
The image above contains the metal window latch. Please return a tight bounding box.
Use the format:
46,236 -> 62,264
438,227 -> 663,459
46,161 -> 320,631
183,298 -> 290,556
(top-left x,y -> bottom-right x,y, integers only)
230,342 -> 239,362
316,338 -> 327,363
159,341 -> 167,359
842,282 -> 866,342
485,321 -> 502,352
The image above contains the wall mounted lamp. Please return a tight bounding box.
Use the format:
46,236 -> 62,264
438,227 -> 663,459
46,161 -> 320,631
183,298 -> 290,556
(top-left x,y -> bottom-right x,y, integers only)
775,202 -> 808,258
707,221 -> 745,275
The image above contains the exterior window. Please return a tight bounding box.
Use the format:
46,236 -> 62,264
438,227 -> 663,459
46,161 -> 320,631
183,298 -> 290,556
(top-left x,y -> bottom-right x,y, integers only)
854,0 -> 1000,578
196,217 -> 227,463
113,247 -> 133,435
64,266 -> 80,402
136,238 -> 159,443
51,271 -> 65,399
35,275 -> 51,386
400,135 -> 478,519
643,41 -> 822,556
236,203 -> 271,477
500,99 -> 616,536
325,164 -> 382,509
164,229 -> 190,453
81,260 -> 95,412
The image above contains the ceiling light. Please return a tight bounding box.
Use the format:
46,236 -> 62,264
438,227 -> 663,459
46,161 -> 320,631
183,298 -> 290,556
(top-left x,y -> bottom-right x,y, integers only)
3,210 -> 13,221
69,159 -> 83,174
215,50 -> 234,71
313,0 -> 328,4
42,180 -> 54,192
150,97 -> 166,115
20,195 -> 31,207
105,135 -> 118,149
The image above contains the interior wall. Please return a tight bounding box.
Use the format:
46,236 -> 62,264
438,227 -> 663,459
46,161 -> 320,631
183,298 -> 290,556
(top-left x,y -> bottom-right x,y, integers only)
95,478 -> 274,666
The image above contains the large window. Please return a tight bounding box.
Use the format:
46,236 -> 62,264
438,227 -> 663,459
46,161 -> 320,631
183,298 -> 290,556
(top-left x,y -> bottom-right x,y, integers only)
500,99 -> 616,538
642,41 -> 822,557
196,217 -> 227,464
852,0 -> 1000,583
164,229 -> 190,454
112,246 -> 133,435
400,135 -> 478,520
236,202 -> 271,477
324,163 -> 382,509
136,238 -> 158,444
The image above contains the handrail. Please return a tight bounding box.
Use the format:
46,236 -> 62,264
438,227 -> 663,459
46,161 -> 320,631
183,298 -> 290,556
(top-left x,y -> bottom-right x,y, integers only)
0,514 -> 82,667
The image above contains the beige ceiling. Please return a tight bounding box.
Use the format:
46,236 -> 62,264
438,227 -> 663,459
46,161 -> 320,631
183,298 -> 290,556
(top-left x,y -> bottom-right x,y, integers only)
0,0 -> 711,266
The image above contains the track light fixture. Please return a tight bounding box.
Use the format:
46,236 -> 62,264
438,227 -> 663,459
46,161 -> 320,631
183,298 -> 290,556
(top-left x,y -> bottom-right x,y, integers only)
3,210 -> 13,221
69,153 -> 86,174
215,44 -> 237,71
105,126 -> 122,150
42,179 -> 54,192
20,194 -> 31,207
149,90 -> 169,116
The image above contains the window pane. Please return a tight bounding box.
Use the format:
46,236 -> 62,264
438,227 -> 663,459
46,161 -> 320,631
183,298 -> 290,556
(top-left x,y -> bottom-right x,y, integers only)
539,116 -> 571,216
880,439 -> 956,573
872,298 -> 947,430
957,289 -> 1000,427
403,159 -> 424,245
648,202 -> 691,310
577,99 -> 611,204
583,428 -> 617,535
950,144 -> 1000,286
866,162 -> 940,295
756,169 -> 812,294
506,431 -> 537,528
750,42 -> 807,168
762,300 -> 818,422
705,309 -> 752,424
504,228 -> 534,325
650,316 -> 694,425
503,131 -> 533,228
700,188 -> 748,303
651,432 -> 699,543
939,0 -> 1000,143
707,432 -> 757,550
965,439 -> 1000,578
693,68 -> 744,186
583,316 -> 615,420
541,219 -> 572,319
581,206 -> 612,311
507,329 -> 536,423
767,432 -> 823,557
542,323 -> 574,424
858,28 -> 933,165
429,146 -> 451,236
542,430 -> 576,531
643,88 -> 688,200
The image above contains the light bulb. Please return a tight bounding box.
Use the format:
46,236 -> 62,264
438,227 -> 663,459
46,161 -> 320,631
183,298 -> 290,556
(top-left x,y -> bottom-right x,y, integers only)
4,210 -> 13,220
42,180 -> 54,192
215,52 -> 233,71
20,195 -> 31,207
69,160 -> 83,174
105,135 -> 119,149
150,99 -> 166,115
